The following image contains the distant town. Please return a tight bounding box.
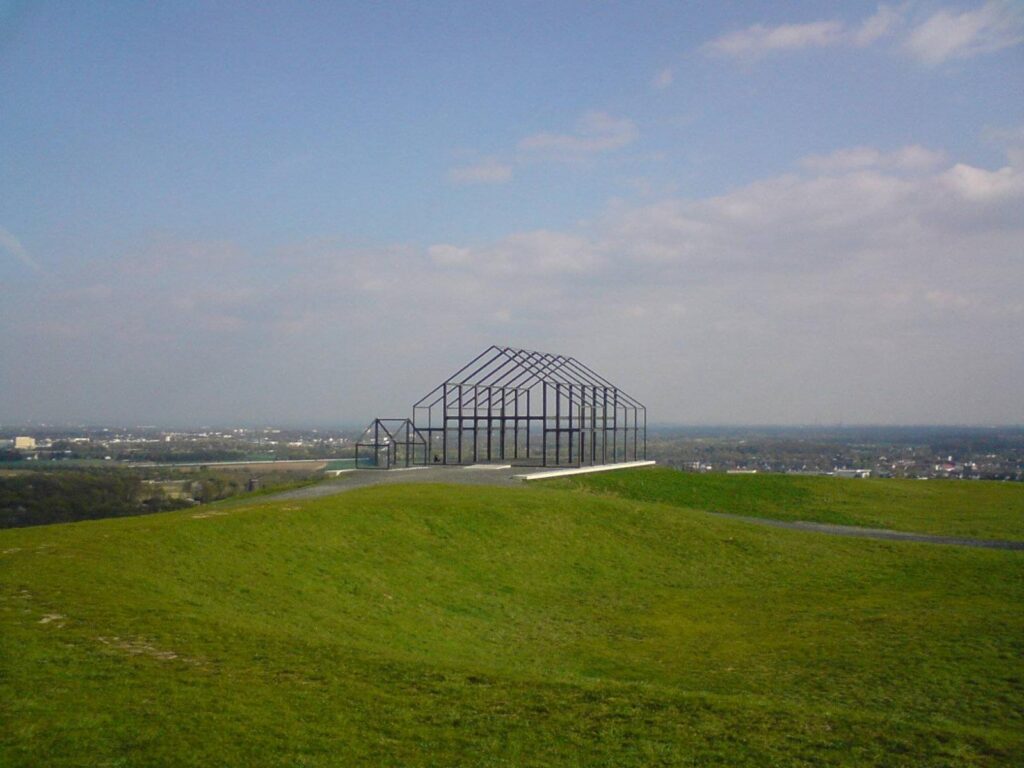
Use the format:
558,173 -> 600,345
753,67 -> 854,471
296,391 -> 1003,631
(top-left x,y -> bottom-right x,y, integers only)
2,424 -> 1022,481
0,426 -> 355,465
647,426 -> 1024,482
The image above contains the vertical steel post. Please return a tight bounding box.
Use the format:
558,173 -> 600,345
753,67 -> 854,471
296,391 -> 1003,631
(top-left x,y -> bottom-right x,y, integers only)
555,382 -> 561,465
590,385 -> 597,465
613,389 -> 619,463
581,386 -> 587,465
499,387 -> 506,460
487,386 -> 493,461
472,385 -> 479,463
633,407 -> 638,461
514,389 -> 519,460
601,388 -> 606,464
526,388 -> 532,460
542,382 -> 548,466
567,383 -> 573,465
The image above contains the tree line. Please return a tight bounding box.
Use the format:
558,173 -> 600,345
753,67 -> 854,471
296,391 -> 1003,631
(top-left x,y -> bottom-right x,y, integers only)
0,470 -> 191,528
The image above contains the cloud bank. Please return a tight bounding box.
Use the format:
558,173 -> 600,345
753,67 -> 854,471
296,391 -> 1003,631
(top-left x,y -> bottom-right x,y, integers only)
702,2 -> 1023,64
905,1 -> 1024,65
3,142 -> 1022,425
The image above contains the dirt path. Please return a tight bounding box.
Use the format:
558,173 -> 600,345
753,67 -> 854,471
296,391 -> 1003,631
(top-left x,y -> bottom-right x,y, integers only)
269,469 -> 1024,551
707,512 -> 1024,551
268,466 -> 523,500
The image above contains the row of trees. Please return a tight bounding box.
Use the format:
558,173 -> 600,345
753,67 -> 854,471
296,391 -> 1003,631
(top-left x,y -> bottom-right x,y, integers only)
0,471 -> 190,528
0,466 -> 322,528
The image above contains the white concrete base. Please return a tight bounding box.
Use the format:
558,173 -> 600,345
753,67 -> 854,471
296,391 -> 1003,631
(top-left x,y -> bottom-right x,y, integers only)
514,460 -> 656,481
464,464 -> 513,470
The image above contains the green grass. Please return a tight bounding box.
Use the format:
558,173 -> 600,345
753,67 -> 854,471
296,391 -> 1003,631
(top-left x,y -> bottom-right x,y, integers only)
554,467 -> 1024,541
2,481 -> 1022,766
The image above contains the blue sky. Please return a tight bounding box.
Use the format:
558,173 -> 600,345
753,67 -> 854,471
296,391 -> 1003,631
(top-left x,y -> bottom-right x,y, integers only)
1,1 -> 1022,425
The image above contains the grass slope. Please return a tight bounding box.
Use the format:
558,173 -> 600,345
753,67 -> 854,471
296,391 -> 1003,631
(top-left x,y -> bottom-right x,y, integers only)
555,467 -> 1024,541
2,482 -> 1022,766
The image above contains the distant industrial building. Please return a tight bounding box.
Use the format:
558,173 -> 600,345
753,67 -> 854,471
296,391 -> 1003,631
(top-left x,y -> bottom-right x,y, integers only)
832,468 -> 871,479
14,436 -> 36,450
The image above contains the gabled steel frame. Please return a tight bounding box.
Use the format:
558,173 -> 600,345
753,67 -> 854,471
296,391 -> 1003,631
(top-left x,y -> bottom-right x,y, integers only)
354,418 -> 428,469
406,346 -> 646,468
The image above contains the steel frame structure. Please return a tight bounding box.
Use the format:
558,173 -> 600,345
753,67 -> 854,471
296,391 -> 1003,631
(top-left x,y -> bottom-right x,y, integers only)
360,346 -> 646,469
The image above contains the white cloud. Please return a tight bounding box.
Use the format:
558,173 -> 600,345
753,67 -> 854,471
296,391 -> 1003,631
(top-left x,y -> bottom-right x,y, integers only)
454,111 -> 637,182
853,4 -> 903,46
941,161 -> 1024,200
518,111 -> 638,156
800,145 -> 946,173
652,67 -> 674,89
701,5 -> 904,59
0,226 -> 39,271
703,3 -> 1022,65
433,230 -> 599,274
700,3 -> 1024,65
427,244 -> 473,266
905,1 -> 1024,65
447,158 -> 513,185
704,20 -> 845,58
433,147 -> 1022,289
891,144 -> 950,170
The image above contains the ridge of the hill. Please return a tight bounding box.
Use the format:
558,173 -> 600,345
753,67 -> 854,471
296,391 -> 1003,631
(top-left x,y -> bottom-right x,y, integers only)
553,466 -> 1024,541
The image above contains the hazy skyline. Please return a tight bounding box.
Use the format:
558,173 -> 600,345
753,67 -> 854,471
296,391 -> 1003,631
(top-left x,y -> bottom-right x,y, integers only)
2,1 -> 1022,426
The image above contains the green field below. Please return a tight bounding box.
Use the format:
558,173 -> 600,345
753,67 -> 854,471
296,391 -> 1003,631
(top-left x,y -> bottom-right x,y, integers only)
2,473 -> 1022,765
556,467 -> 1024,541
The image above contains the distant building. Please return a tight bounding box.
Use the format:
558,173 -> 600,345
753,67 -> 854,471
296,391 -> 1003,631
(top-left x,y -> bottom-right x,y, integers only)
14,436 -> 36,450
832,468 -> 871,479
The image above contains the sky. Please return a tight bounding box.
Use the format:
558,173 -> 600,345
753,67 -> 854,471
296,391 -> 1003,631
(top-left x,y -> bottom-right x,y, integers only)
1,0 -> 1022,427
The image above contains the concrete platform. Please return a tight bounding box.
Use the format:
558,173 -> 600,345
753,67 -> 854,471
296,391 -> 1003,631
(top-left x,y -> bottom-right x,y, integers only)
513,460 -> 656,481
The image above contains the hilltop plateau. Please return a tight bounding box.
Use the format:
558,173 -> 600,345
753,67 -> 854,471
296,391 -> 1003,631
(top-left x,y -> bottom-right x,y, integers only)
2,469 -> 1022,766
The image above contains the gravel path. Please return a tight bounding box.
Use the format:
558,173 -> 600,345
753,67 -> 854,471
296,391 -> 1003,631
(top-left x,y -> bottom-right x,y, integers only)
270,469 -> 1024,551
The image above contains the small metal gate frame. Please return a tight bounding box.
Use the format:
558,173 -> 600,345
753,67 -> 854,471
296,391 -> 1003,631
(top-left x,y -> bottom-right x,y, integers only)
354,419 -> 428,469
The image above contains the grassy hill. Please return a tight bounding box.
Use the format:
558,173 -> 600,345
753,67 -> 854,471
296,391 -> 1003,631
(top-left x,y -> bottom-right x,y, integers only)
555,467 -> 1024,540
2,473 -> 1022,766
